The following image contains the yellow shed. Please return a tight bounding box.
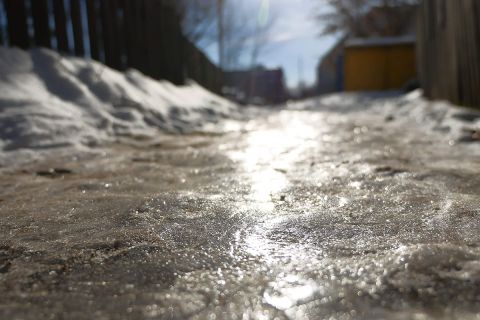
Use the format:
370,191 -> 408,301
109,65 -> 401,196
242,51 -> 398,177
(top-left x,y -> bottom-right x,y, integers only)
344,36 -> 416,91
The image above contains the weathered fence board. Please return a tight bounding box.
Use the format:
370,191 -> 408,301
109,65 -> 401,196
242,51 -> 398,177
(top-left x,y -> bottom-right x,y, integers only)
0,1 -> 4,45
4,0 -> 29,49
31,0 -> 51,48
71,0 -> 84,56
418,0 -> 480,107
0,0 -> 223,94
101,0 -> 122,69
123,0 -> 146,73
146,0 -> 167,80
52,0 -> 69,52
184,38 -> 223,93
161,2 -> 184,85
85,0 -> 100,60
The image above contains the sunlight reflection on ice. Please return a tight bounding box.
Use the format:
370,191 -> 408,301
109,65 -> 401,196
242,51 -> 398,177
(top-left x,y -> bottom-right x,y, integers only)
264,274 -> 323,311
228,112 -> 319,207
248,169 -> 287,211
226,112 -> 327,315
226,112 -> 323,258
228,113 -> 318,169
244,216 -> 287,259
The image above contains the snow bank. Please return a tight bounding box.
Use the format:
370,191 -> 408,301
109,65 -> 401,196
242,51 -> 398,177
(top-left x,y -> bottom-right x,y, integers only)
290,90 -> 480,143
0,47 -> 236,155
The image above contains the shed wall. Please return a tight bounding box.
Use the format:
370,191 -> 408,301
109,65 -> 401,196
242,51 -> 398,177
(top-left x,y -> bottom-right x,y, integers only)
345,44 -> 416,91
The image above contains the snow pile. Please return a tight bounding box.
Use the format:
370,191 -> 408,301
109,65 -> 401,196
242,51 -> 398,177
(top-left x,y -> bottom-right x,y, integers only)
0,47 -> 236,154
291,90 -> 480,143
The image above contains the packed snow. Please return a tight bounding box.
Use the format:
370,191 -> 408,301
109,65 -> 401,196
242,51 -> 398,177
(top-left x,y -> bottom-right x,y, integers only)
290,90 -> 480,144
0,47 -> 237,165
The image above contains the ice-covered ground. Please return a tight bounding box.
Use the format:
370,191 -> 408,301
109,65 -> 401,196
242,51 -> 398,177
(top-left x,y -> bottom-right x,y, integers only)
1,95 -> 479,319
0,47 -> 237,166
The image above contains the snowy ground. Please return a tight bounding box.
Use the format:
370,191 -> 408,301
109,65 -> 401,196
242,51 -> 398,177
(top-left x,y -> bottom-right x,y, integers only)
0,48 -> 480,319
0,47 -> 238,166
1,46 -> 479,166
1,46 -> 479,167
291,89 -> 480,145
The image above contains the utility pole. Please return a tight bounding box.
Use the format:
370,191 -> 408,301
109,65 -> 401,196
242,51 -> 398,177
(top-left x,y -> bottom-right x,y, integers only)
298,56 -> 305,92
217,0 -> 224,68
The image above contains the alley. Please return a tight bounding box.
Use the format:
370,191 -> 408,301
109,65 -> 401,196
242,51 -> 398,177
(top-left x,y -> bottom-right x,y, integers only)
1,98 -> 480,319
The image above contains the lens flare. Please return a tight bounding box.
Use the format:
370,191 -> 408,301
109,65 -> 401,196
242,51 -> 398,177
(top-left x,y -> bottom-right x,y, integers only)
258,0 -> 270,26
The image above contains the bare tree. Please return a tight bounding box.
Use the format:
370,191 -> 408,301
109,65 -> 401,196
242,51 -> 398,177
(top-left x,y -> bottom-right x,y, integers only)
318,0 -> 419,37
222,0 -> 275,69
176,0 -> 217,48
176,0 -> 275,70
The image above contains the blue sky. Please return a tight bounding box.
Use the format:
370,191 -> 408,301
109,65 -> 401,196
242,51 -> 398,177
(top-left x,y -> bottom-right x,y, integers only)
206,0 -> 338,88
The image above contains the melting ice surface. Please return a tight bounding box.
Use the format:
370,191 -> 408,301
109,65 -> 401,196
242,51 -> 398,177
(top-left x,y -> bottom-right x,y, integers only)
222,108 -> 480,319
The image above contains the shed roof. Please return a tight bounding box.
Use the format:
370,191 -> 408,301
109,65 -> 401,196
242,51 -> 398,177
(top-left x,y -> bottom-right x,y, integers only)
346,35 -> 416,48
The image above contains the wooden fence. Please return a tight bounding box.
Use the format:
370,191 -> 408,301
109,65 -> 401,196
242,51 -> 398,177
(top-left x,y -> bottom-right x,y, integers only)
184,38 -> 223,94
0,0 -> 222,93
417,0 -> 480,107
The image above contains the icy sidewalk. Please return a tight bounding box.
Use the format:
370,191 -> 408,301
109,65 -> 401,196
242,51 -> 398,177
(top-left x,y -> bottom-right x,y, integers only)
0,105 -> 479,319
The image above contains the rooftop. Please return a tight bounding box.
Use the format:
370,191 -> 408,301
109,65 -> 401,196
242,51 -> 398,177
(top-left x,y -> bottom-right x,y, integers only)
346,35 -> 416,48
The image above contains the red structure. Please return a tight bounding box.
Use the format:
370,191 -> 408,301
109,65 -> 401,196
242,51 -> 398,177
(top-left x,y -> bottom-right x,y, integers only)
223,67 -> 287,105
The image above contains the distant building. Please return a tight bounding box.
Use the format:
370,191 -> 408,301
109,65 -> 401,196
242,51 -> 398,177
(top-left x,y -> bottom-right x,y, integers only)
316,36 -> 348,94
316,4 -> 418,94
344,36 -> 416,91
223,67 -> 287,105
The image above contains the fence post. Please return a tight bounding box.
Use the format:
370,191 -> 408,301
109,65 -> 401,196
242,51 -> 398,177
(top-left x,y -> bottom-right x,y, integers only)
0,0 -> 3,45
85,0 -> 100,60
161,2 -> 184,85
144,0 -> 164,79
472,1 -> 480,106
462,0 -> 480,106
31,0 -> 51,48
52,0 -> 69,53
71,0 -> 85,56
418,0 -> 480,108
100,0 -> 122,69
4,0 -> 29,49
124,0 -> 144,72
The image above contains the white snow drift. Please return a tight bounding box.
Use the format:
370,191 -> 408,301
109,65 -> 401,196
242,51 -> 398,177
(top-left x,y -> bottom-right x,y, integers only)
290,90 -> 480,143
0,46 -> 236,153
